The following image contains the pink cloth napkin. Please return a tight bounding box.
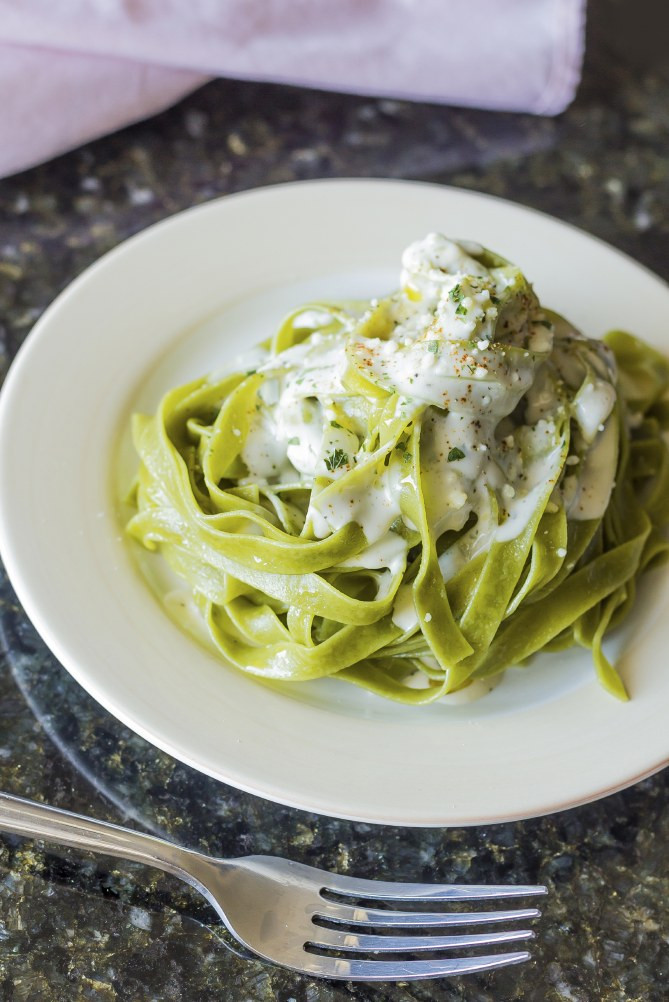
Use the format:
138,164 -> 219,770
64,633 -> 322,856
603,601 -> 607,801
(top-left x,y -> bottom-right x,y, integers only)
0,0 -> 586,180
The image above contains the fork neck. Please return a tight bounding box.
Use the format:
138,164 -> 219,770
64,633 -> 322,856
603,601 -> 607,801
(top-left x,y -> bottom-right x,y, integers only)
0,791 -> 207,883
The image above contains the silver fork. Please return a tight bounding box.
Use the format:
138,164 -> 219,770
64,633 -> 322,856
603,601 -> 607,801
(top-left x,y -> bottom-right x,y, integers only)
0,792 -> 545,981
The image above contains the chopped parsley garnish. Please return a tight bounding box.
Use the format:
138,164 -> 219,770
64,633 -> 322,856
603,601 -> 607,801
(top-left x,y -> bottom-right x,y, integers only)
448,447 -> 466,462
287,437 -> 300,446
490,295 -> 500,305
449,283 -> 463,303
455,303 -> 468,316
403,451 -> 412,463
245,369 -> 257,376
427,340 -> 440,354
330,420 -> 343,429
324,448 -> 349,471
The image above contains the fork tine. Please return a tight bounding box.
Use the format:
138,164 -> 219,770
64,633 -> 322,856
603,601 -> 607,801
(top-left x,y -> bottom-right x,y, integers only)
314,901 -> 542,927
322,874 -> 547,902
309,927 -> 534,953
301,951 -> 531,981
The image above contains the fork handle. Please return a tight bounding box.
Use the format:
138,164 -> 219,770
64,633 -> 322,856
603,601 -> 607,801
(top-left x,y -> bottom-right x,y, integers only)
0,791 -> 201,882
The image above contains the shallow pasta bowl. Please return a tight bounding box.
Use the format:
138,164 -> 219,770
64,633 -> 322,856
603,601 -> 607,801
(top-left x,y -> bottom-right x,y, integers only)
0,179 -> 668,826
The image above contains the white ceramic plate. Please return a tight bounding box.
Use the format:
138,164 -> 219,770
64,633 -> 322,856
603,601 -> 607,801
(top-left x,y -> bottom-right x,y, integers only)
1,180 -> 668,827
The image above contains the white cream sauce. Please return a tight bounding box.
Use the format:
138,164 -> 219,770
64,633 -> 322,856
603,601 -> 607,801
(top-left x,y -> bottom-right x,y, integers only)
236,234 -> 618,605
568,415 -> 618,519
573,378 -> 618,443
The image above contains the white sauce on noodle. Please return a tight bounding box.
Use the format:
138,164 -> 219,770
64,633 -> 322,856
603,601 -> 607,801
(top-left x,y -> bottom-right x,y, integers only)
237,234 -> 618,617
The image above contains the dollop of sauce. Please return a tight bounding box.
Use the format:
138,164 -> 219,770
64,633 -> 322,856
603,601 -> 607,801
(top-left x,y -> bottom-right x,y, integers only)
238,234 -> 618,611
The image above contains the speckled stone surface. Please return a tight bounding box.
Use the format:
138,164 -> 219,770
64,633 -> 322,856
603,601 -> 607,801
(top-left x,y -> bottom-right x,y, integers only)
0,1 -> 668,999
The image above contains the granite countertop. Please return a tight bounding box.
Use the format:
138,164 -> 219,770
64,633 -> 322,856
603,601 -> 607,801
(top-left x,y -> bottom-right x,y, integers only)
0,1 -> 668,999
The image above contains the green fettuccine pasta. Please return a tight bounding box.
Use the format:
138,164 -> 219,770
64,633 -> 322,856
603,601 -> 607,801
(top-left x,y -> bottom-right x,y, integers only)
126,234 -> 669,703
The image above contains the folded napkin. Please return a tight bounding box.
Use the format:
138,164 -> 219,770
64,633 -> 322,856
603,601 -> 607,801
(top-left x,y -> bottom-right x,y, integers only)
0,0 -> 585,180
